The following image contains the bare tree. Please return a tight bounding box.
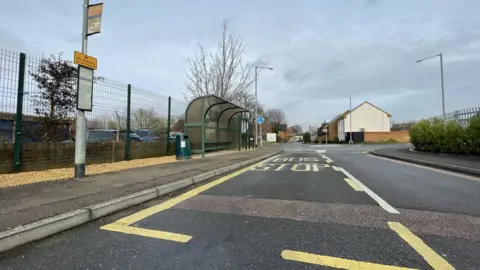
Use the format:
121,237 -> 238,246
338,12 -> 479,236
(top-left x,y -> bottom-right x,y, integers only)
184,19 -> 255,103
236,92 -> 260,125
107,111 -> 127,130
391,121 -> 416,131
131,108 -> 166,131
87,117 -> 107,130
265,108 -> 286,125
289,125 -> 303,134
171,115 -> 185,132
265,108 -> 286,133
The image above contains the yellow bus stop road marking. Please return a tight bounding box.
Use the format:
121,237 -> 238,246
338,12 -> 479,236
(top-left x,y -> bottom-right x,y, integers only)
101,223 -> 192,243
388,222 -> 455,270
281,250 -> 418,270
100,155 -> 279,242
343,178 -> 363,191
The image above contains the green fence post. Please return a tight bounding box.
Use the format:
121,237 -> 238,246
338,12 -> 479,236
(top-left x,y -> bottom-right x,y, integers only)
166,96 -> 171,155
125,84 -> 132,160
13,53 -> 26,172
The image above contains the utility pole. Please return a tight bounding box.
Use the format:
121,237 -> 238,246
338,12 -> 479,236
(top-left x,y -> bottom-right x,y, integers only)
416,53 -> 446,121
440,53 -> 446,121
349,96 -> 353,144
253,66 -> 273,148
74,0 -> 89,178
254,66 -> 258,148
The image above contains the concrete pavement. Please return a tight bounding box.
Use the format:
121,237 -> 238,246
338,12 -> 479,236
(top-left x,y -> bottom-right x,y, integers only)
372,146 -> 480,177
1,143 -> 478,269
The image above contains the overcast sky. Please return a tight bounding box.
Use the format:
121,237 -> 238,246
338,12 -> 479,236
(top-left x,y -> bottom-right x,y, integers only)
1,0 -> 479,129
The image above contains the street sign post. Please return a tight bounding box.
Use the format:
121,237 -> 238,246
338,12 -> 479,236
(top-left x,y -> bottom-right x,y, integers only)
76,66 -> 94,111
257,116 -> 264,147
74,0 -> 103,179
257,115 -> 264,124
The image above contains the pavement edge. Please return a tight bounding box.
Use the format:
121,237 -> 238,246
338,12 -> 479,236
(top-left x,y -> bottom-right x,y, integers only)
369,150 -> 480,177
0,150 -> 282,254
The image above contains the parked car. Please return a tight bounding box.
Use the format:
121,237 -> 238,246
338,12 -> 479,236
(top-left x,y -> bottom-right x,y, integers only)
134,129 -> 164,142
63,130 -> 142,143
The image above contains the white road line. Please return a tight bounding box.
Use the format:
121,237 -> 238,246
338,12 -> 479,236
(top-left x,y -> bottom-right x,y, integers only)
332,166 -> 340,171
368,154 -> 480,182
316,150 -> 326,153
339,167 -> 400,214
321,154 -> 334,163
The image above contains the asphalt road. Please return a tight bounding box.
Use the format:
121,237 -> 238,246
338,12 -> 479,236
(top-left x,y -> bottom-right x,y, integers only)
1,143 -> 479,269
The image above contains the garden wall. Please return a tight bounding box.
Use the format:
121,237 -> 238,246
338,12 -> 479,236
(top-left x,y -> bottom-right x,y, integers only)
364,131 -> 410,142
0,141 -> 175,173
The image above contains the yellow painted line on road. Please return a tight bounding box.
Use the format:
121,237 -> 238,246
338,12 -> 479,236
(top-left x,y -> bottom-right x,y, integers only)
388,222 -> 454,270
117,159 -> 274,226
343,178 -> 363,191
100,155 -> 279,242
101,223 -> 192,243
281,250 -> 417,270
275,164 -> 287,171
291,164 -> 311,171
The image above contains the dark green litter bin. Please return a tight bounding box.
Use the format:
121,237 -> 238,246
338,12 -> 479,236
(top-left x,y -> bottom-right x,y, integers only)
175,133 -> 191,160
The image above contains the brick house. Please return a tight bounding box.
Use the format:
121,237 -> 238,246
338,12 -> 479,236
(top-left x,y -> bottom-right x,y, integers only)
324,102 -> 392,142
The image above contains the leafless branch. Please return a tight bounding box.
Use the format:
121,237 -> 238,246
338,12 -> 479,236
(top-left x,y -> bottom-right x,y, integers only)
184,19 -> 255,104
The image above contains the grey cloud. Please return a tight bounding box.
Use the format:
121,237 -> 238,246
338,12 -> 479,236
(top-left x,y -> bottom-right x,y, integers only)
2,0 -> 479,128
264,15 -> 480,125
0,27 -> 27,51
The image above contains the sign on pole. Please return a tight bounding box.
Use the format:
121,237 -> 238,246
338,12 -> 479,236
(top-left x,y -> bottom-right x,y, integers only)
76,66 -> 94,111
74,51 -> 97,70
257,115 -> 264,124
87,3 -> 104,36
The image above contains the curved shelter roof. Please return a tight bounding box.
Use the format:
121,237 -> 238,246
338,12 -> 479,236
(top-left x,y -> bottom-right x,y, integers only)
184,94 -> 249,156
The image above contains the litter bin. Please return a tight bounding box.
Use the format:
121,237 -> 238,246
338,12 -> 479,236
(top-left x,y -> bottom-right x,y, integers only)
175,133 -> 191,160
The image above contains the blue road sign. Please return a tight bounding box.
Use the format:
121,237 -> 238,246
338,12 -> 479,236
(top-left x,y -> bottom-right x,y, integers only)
257,115 -> 264,124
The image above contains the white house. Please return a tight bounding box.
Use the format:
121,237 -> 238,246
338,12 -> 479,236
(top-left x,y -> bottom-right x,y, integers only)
337,101 -> 391,141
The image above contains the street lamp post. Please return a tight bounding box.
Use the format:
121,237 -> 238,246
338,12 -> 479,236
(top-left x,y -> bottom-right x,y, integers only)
254,66 -> 273,148
416,53 -> 446,120
344,96 -> 353,144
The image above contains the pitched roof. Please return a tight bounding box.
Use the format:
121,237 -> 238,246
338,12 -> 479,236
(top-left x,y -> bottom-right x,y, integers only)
343,101 -> 391,117
324,114 -> 343,128
324,102 -> 390,129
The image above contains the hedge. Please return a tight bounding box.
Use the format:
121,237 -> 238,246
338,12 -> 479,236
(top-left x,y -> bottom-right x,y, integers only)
409,115 -> 480,155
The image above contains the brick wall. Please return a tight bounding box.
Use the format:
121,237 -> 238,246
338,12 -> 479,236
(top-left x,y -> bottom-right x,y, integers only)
327,120 -> 339,141
0,141 -> 175,174
364,130 -> 410,142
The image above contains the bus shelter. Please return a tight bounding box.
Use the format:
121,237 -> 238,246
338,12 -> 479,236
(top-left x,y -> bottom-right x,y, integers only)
184,94 -> 249,157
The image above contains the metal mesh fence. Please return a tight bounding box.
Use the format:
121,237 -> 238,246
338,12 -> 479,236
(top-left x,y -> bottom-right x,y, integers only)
0,47 -> 186,174
431,107 -> 480,128
129,86 -> 169,159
